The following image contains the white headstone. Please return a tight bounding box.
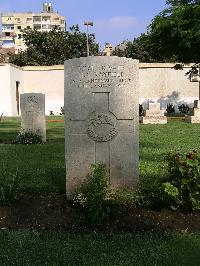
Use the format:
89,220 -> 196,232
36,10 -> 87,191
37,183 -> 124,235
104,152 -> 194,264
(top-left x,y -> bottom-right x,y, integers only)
186,100 -> 200,123
64,56 -> 139,196
20,93 -> 46,141
141,103 -> 167,124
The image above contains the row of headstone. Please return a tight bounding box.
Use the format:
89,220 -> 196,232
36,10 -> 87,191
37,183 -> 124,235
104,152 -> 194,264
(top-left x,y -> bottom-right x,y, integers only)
19,56 -> 200,198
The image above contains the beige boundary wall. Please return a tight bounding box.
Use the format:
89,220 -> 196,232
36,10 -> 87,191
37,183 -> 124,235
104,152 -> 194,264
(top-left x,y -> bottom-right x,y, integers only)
0,62 -> 198,116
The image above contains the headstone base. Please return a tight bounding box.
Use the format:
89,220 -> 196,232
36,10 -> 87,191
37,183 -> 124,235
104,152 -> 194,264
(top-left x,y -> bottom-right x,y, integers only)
185,114 -> 200,123
141,103 -> 167,124
185,100 -> 200,124
141,116 -> 167,124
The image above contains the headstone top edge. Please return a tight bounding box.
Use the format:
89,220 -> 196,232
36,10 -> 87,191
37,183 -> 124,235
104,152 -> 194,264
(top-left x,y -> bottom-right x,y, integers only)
64,56 -> 139,65
20,93 -> 45,96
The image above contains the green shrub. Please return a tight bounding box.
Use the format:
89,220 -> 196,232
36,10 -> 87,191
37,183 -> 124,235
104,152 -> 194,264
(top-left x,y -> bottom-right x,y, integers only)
0,172 -> 20,204
73,163 -> 137,223
60,106 -> 65,115
166,103 -> 175,114
136,150 -> 200,212
178,104 -> 190,114
73,163 -> 110,224
163,150 -> 200,212
14,129 -> 43,144
139,104 -> 144,116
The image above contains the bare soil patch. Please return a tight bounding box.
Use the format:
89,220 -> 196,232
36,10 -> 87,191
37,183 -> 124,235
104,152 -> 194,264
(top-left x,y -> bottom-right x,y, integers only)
0,193 -> 199,233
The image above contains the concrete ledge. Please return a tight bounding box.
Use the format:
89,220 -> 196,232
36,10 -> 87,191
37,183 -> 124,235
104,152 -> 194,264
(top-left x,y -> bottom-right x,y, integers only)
141,116 -> 168,124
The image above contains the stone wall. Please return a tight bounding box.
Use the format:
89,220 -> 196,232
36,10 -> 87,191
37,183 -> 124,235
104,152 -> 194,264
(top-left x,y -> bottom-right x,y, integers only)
1,62 -> 199,116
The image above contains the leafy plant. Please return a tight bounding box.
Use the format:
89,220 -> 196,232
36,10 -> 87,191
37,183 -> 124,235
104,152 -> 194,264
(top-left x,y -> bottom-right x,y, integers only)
73,163 -> 137,223
0,172 -> 20,204
166,103 -> 175,114
139,104 -> 144,116
178,104 -> 190,114
60,106 -> 65,115
136,150 -> 200,212
73,163 -> 110,224
162,150 -> 200,212
14,129 -> 44,144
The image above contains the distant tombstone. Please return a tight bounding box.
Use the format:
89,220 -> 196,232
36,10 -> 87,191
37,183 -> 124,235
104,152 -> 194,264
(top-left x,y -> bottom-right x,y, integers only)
20,93 -> 46,141
64,56 -> 139,196
141,103 -> 167,124
185,100 -> 200,123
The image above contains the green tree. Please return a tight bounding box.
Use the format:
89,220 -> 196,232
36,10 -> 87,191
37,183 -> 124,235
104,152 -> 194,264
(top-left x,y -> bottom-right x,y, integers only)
114,0 -> 200,63
10,25 -> 99,66
148,1 -> 200,63
166,0 -> 200,6
113,34 -> 157,62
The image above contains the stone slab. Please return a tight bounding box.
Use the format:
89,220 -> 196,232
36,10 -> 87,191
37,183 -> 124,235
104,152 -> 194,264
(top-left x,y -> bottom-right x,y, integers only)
20,93 -> 46,141
141,116 -> 168,124
185,113 -> 200,123
142,102 -> 167,124
185,100 -> 200,123
64,56 -> 139,196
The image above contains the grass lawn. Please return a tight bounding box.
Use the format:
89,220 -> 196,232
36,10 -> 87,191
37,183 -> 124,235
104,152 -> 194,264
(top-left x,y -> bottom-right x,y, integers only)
0,116 -> 199,193
0,231 -> 199,265
0,116 -> 65,193
0,117 -> 200,265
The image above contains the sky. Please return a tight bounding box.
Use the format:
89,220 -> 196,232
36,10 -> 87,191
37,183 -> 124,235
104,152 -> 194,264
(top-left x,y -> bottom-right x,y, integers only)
0,0 -> 167,49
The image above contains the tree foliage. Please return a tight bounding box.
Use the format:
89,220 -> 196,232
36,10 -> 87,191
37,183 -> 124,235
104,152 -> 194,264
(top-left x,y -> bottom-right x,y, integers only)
149,1 -> 200,63
166,0 -> 200,6
113,34 -> 156,62
10,25 -> 99,66
114,0 -> 200,63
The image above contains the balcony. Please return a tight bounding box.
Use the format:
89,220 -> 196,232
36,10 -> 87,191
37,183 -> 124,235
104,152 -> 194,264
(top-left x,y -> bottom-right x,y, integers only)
33,16 -> 42,23
42,24 -> 51,29
33,24 -> 41,30
42,16 -> 51,24
1,32 -> 15,40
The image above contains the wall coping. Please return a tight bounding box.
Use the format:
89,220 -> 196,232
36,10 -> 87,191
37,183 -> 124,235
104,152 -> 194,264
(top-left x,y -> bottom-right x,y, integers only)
1,62 -> 195,71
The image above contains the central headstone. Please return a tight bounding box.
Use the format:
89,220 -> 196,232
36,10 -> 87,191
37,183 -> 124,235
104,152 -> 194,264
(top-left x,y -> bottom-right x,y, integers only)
64,56 -> 139,196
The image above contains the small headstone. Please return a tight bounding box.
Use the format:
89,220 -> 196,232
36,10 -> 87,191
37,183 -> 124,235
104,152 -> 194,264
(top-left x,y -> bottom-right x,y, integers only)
185,100 -> 200,123
20,93 -> 46,141
64,56 -> 139,196
141,103 -> 167,124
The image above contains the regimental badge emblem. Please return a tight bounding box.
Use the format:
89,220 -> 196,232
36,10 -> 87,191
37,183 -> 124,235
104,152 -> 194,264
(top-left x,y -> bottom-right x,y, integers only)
87,112 -> 117,142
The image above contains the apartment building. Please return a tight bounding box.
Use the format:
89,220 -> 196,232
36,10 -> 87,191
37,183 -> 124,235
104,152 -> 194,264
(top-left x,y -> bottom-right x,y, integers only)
0,2 -> 66,53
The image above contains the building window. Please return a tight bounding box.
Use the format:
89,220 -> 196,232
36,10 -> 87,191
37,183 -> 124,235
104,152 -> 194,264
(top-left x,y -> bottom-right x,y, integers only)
61,20 -> 65,24
42,24 -> 50,29
17,26 -> 21,30
5,32 -> 11,37
7,17 -> 12,21
33,16 -> 41,22
26,18 -> 32,22
16,18 -> 21,22
33,24 -> 41,30
27,26 -> 31,29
